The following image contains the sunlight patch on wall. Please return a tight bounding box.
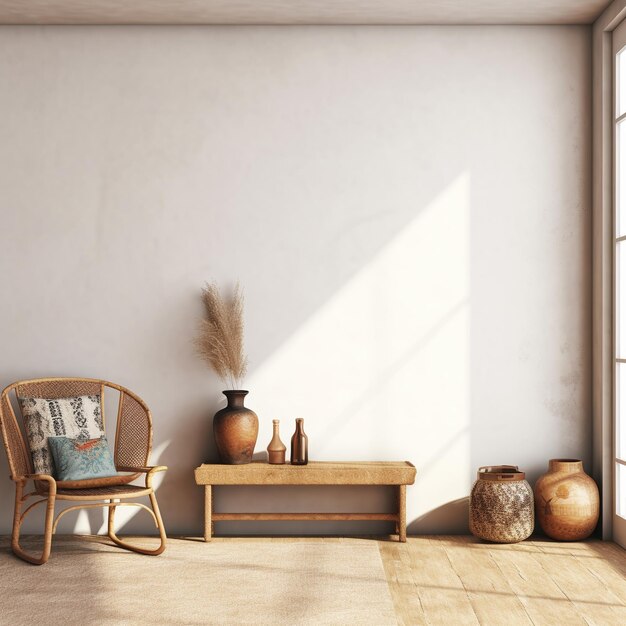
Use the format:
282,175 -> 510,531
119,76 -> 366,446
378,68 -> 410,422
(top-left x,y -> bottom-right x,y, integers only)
249,173 -> 471,528
72,508 -> 92,535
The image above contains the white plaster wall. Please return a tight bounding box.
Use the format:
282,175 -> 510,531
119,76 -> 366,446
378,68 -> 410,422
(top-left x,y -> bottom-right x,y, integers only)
0,25 -> 591,536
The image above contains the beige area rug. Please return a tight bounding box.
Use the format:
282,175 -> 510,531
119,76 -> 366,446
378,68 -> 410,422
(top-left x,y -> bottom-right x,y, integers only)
0,536 -> 397,626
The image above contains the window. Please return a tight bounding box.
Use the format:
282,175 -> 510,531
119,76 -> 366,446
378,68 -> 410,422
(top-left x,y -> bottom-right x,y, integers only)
613,19 -> 626,545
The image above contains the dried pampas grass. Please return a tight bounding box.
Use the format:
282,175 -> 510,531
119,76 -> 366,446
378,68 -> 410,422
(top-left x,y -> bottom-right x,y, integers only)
196,282 -> 248,389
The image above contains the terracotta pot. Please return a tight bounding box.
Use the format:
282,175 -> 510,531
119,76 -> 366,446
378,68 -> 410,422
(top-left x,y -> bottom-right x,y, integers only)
469,466 -> 534,543
534,459 -> 599,540
212,390 -> 258,465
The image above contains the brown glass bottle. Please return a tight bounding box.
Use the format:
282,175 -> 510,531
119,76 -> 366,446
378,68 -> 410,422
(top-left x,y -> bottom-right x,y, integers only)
290,418 -> 308,465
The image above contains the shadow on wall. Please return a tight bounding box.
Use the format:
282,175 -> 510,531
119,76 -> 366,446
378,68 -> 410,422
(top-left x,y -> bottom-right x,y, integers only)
112,411 -> 215,536
408,498 -> 470,535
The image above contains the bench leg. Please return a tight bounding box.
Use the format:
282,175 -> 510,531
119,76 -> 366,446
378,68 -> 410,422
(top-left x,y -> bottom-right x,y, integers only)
204,485 -> 212,542
397,485 -> 406,542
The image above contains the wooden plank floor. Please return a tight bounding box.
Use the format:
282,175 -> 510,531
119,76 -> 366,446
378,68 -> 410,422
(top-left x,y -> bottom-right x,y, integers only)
380,536 -> 626,626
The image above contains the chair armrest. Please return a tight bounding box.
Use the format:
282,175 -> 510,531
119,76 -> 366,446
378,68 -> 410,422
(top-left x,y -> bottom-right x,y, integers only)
13,473 -> 57,495
116,465 -> 167,488
14,473 -> 56,483
116,465 -> 168,474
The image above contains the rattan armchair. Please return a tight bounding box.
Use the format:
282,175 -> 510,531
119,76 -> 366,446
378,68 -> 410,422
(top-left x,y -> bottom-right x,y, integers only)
0,377 -> 167,564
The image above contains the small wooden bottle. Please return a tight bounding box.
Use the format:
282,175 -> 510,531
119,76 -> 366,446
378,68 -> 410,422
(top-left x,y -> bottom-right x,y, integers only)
267,419 -> 286,464
290,418 -> 308,465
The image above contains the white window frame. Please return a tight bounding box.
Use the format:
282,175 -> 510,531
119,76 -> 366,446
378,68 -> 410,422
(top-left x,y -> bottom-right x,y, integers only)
593,0 -> 626,547
613,17 -> 626,546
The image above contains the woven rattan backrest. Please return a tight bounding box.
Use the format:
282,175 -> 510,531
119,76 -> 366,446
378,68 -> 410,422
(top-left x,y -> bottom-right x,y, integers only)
114,391 -> 152,468
0,389 -> 32,478
16,379 -> 102,400
0,378 -> 153,478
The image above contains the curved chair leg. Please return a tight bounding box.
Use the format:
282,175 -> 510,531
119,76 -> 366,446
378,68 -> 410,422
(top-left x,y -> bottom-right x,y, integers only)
108,493 -> 167,556
11,480 -> 56,565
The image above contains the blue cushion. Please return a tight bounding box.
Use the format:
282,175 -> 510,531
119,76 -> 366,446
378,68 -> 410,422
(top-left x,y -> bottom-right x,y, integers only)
48,436 -> 118,481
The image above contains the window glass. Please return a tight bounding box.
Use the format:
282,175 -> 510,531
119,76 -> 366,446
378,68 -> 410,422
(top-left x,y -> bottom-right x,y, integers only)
619,363 -> 626,460
618,463 -> 626,519
618,48 -> 626,118
618,243 -> 626,357
618,121 -> 626,237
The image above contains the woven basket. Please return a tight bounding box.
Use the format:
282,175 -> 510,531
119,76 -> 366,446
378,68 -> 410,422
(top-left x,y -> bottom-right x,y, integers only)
469,465 -> 534,543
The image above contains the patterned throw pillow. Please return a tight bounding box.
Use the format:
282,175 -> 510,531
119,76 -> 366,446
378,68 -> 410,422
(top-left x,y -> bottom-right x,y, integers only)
48,436 -> 117,482
18,395 -> 105,476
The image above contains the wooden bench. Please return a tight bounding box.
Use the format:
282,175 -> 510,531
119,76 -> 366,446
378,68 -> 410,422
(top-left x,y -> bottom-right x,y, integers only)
194,461 -> 416,542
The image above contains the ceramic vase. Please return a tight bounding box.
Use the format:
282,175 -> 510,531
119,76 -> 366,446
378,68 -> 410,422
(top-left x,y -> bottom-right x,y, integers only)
534,459 -> 599,540
267,419 -> 286,464
469,465 -> 534,543
290,418 -> 308,465
212,390 -> 258,465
